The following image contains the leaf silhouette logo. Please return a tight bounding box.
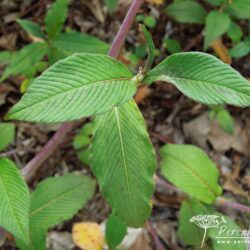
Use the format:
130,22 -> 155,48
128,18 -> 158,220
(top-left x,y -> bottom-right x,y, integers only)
190,214 -> 226,248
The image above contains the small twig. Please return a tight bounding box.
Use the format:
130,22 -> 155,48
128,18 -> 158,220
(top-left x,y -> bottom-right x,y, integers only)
0,149 -> 17,157
146,220 -> 165,250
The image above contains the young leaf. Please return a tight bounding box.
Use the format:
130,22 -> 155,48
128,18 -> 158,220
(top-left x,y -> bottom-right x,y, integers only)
53,32 -> 109,54
17,19 -> 45,39
0,51 -> 13,65
140,24 -> 155,74
205,0 -> 226,6
30,173 -> 95,232
160,144 -> 222,203
91,100 -> 156,227
204,11 -> 231,49
105,0 -> 119,13
6,54 -> 136,123
166,1 -> 206,24
0,158 -> 29,245
45,0 -> 68,38
229,42 -> 250,58
163,38 -> 182,54
106,215 -> 127,250
0,42 -> 48,82
227,22 -> 243,43
143,52 -> 250,107
178,199 -> 213,246
0,123 -> 15,151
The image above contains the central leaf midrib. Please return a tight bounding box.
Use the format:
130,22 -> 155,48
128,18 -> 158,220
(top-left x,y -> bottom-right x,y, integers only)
114,107 -> 134,213
10,77 -> 131,115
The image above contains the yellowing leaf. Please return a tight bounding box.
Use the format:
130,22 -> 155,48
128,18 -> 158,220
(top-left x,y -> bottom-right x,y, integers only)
72,222 -> 105,250
211,39 -> 232,64
146,0 -> 164,5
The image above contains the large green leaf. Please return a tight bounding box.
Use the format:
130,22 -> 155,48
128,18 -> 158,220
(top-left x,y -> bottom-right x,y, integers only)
204,11 -> 231,49
17,19 -> 45,39
6,54 -> 136,123
166,1 -> 206,24
30,173 -> 95,231
0,42 -> 48,82
143,52 -> 250,107
91,100 -> 156,227
45,0 -> 68,38
160,144 -> 222,203
0,123 -> 15,151
0,158 -> 29,245
53,32 -> 109,54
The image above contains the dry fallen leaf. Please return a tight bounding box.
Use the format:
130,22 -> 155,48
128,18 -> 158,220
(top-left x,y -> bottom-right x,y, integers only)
211,39 -> 232,64
72,222 -> 105,250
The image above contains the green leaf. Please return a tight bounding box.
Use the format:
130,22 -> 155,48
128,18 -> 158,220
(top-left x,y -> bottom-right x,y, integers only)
212,107 -> 234,135
143,52 -> 250,107
140,24 -> 155,74
0,123 -> 15,151
227,22 -> 243,43
166,1 -> 206,24
17,19 -> 45,39
143,16 -> 157,28
53,32 -> 109,54
105,0 -> 119,13
229,42 -> 250,58
6,53 -> 136,123
106,215 -> 127,250
0,158 -> 29,245
208,213 -> 247,250
91,100 -> 156,227
178,199 -> 213,246
0,51 -> 13,65
204,11 -> 231,49
227,0 -> 250,19
160,144 -> 222,203
30,173 -> 95,232
45,0 -> 68,38
163,38 -> 182,54
0,42 -> 48,82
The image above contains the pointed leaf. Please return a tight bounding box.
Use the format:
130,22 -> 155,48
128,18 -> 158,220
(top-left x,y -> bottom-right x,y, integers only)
6,54 -> 136,123
160,144 -> 222,203
144,52 -> 250,107
17,19 -> 45,39
30,173 -> 95,232
91,100 -> 156,227
0,158 -> 29,244
45,0 -> 68,38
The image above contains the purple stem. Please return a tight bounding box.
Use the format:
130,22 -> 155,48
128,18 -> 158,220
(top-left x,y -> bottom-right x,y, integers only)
21,0 -> 143,182
217,198 -> 250,214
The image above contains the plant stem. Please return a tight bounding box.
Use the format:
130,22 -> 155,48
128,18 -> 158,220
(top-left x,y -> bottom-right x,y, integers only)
216,197 -> 250,213
108,0 -> 144,58
146,221 -> 165,250
21,0 -> 144,182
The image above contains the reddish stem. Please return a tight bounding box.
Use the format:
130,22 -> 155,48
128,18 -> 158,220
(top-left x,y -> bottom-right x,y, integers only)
146,221 -> 165,250
217,197 -> 250,214
21,0 -> 143,182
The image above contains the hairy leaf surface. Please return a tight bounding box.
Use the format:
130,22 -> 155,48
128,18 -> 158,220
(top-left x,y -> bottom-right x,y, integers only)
144,52 -> 250,107
0,158 -> 29,244
6,54 -> 136,123
160,144 -> 222,203
91,100 -> 156,227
